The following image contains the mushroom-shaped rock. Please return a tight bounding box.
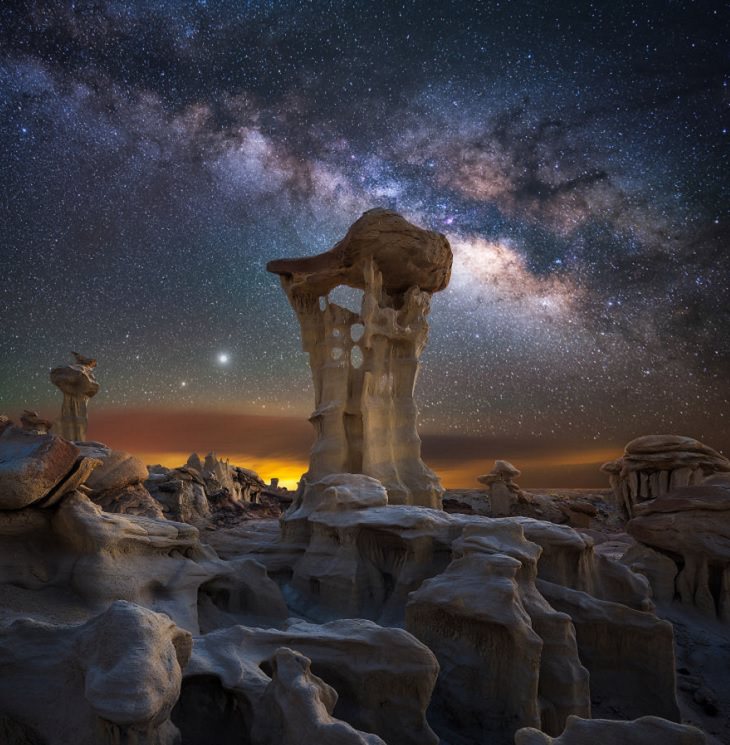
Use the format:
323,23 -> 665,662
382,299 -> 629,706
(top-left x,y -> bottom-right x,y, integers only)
268,209 -> 451,509
267,208 -> 452,296
601,434 -> 730,517
478,460 -> 525,516
627,477 -> 730,622
50,353 -> 100,442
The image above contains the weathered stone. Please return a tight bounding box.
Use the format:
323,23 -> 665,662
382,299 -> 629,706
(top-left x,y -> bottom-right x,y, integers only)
515,715 -> 706,745
0,427 -> 85,509
49,353 -> 100,441
601,435 -> 730,517
268,209 -> 451,508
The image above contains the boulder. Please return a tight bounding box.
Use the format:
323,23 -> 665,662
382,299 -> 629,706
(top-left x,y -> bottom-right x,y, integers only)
0,601 -> 191,745
0,427 -> 95,510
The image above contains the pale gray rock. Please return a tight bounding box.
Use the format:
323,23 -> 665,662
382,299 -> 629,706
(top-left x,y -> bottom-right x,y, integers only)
628,478 -> 730,622
0,491 -> 288,634
515,714 -> 706,745
267,209 -> 451,508
251,647 -> 386,745
179,617 -> 439,745
0,601 -> 191,745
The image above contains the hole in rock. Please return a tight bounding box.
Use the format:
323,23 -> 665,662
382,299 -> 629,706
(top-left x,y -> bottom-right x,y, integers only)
350,346 -> 363,369
708,563 -> 723,615
328,286 -> 364,315
332,328 -> 342,338
259,658 -> 274,678
350,323 -> 364,341
171,675 -> 252,745
331,347 -> 344,361
319,296 -> 327,311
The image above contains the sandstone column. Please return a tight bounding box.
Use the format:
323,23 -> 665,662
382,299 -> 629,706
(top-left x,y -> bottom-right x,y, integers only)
50,352 -> 100,442
267,208 -> 452,508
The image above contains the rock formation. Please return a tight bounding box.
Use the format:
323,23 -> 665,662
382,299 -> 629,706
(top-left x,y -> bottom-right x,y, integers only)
180,618 -> 438,745
516,715 -> 706,745
19,409 -> 52,434
49,352 -> 100,441
627,474 -> 730,623
267,208 -> 452,508
76,441 -> 163,518
601,435 -> 730,517
0,426 -> 100,509
146,453 -> 266,523
0,601 -> 191,745
478,459 -> 526,515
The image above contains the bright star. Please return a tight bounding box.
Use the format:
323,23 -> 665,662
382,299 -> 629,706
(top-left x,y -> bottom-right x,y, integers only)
217,353 -> 230,365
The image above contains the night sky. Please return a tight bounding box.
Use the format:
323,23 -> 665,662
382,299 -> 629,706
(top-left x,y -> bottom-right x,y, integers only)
1,1 -> 728,487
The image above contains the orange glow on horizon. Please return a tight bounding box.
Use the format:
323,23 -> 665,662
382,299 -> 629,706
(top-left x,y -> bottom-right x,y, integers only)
132,445 -> 616,491
137,451 -> 309,490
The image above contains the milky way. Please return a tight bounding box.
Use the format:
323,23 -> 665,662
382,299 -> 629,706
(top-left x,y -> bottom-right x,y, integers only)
1,1 -> 728,466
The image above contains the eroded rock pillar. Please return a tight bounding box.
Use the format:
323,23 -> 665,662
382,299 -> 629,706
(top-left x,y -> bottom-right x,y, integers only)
267,208 -> 452,508
50,352 -> 100,442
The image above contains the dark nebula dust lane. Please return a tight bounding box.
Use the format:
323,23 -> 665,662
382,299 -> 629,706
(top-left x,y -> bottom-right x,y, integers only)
1,0 -> 728,484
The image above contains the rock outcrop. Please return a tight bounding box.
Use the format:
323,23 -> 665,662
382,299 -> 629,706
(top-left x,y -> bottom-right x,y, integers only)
478,459 -> 526,516
77,442 -> 163,518
0,490 -> 288,634
406,521 -> 590,745
627,476 -> 730,622
267,209 -> 451,508
0,601 -> 192,745
0,426 -> 100,509
49,352 -> 100,442
252,647 -> 386,745
515,715 -> 706,745
146,453 -> 266,523
19,409 -> 52,434
178,618 -> 439,745
601,435 -> 730,517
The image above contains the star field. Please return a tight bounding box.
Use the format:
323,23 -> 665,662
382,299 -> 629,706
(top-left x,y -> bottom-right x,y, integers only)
1,0 -> 728,471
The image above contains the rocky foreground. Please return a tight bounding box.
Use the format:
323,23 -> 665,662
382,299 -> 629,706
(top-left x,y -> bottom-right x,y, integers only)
0,420 -> 729,744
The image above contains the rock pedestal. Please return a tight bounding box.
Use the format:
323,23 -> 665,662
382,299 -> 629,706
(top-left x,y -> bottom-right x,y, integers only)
267,209 -> 452,508
478,460 -> 524,516
50,353 -> 100,442
601,435 -> 730,517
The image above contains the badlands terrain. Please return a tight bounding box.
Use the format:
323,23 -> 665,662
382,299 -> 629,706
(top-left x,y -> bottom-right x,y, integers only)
1,210 -> 729,745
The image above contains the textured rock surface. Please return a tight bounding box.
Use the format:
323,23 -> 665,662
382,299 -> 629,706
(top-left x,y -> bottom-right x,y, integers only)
0,491 -> 288,634
19,409 -> 52,434
252,647 -> 386,745
145,454 -> 266,524
268,209 -> 451,508
0,601 -> 191,745
0,427 -> 98,509
406,521 -> 590,745
515,715 -> 706,745
627,478 -> 730,622
181,618 -> 438,745
49,353 -> 100,441
478,459 -> 527,516
75,442 -> 163,518
601,435 -> 730,517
